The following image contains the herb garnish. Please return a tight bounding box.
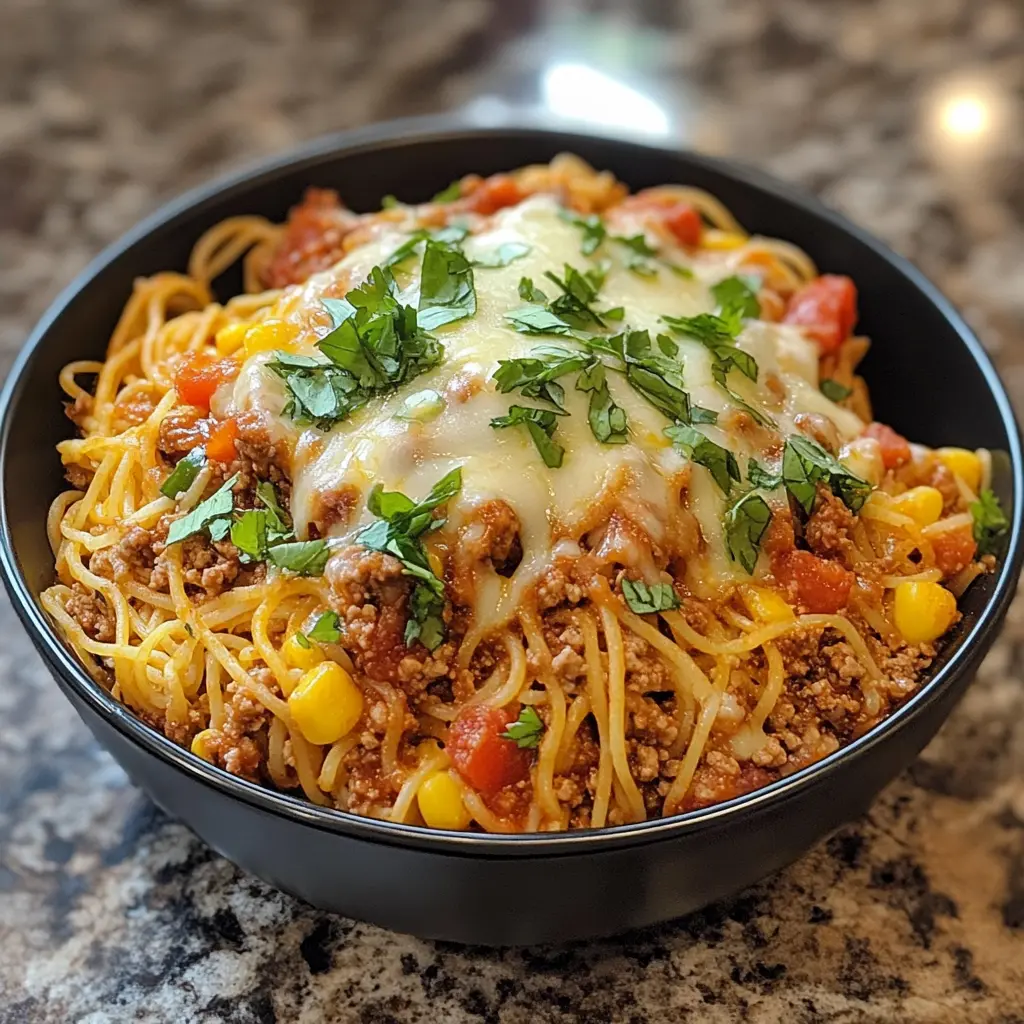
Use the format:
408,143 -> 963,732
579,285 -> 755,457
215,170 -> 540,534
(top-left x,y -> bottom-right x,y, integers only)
970,489 -> 1008,556
621,579 -> 680,614
493,347 -> 591,412
559,209 -> 606,255
576,361 -> 628,444
820,379 -> 852,402
544,264 -> 606,328
230,509 -> 268,563
490,405 -> 565,468
306,610 -> 341,644
782,435 -> 871,514
518,277 -> 548,303
165,474 -> 239,546
267,541 -> 330,576
473,241 -> 531,268
268,266 -> 443,431
747,457 -> 782,491
418,240 -> 476,331
725,492 -> 773,574
431,181 -> 461,203
500,705 -> 545,749
356,468 -> 463,650
665,423 -> 741,494
160,448 -> 206,499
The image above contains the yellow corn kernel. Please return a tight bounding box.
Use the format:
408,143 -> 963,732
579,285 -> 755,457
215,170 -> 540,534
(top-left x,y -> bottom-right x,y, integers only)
417,770 -> 472,831
702,230 -> 747,251
427,548 -> 444,580
283,633 -> 324,671
893,581 -> 957,644
740,585 -> 794,623
243,319 -> 300,358
288,661 -> 364,746
214,321 -> 249,356
936,447 -> 982,492
190,729 -> 216,762
890,486 -> 944,527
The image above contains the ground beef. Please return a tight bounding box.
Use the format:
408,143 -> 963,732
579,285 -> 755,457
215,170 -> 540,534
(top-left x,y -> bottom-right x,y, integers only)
157,405 -> 210,459
90,525 -> 155,582
804,488 -> 857,558
64,463 -> 93,490
64,584 -> 115,643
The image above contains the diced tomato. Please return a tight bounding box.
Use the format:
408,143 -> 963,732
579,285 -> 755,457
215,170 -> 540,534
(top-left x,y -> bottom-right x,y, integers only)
661,202 -> 703,247
863,422 -> 912,470
783,275 -> 858,355
464,174 -> 522,216
205,417 -> 239,464
174,352 -> 240,410
772,549 -> 854,614
931,525 -> 977,576
447,705 -> 531,796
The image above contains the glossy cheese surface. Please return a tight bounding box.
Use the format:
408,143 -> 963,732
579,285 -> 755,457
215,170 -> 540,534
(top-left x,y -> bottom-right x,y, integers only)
223,197 -> 864,615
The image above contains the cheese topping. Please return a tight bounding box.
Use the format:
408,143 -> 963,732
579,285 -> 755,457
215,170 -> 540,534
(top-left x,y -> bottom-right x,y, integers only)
224,196 -> 864,620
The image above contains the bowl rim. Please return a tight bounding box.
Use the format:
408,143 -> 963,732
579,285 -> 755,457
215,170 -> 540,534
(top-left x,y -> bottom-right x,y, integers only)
3,110 -> 1022,856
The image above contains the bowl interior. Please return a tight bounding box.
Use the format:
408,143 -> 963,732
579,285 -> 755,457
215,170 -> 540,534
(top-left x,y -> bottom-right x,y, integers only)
2,122 -> 1020,840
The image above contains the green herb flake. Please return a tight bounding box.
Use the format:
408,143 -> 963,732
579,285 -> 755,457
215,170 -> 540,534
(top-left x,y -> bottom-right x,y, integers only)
725,492 -> 773,574
165,474 -> 239,547
499,705 -> 545,749
782,435 -> 871,515
970,488 -> 1008,556
747,457 -> 783,491
160,448 -> 206,500
559,209 -> 606,256
294,631 -> 312,649
267,540 -> 330,577
473,241 -> 531,268
431,181 -> 462,203
418,240 -> 476,331
307,610 -> 342,644
230,509 -> 268,563
518,277 -> 548,303
381,194 -> 401,210
621,579 -> 680,614
820,378 -> 853,402
490,405 -> 565,468
664,423 -> 741,494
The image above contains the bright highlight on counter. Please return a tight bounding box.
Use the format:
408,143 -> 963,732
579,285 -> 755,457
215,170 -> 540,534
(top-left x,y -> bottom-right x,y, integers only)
541,63 -> 670,136
939,94 -> 990,139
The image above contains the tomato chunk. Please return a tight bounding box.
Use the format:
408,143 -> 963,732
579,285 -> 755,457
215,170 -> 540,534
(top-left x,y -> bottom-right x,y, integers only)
447,705 -> 531,796
783,275 -> 858,355
772,549 -> 854,614
205,417 -> 239,464
661,202 -> 703,247
863,422 -> 912,470
464,174 -> 522,216
174,352 -> 240,411
931,525 -> 977,576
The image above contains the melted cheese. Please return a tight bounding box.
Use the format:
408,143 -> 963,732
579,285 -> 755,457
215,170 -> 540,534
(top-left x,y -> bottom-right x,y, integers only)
227,197 -> 864,621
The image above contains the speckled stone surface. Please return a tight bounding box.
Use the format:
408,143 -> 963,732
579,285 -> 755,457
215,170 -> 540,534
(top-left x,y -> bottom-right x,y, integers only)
2,0 -> 1024,1020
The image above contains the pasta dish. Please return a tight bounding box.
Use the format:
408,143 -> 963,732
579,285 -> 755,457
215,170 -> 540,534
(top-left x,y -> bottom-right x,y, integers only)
46,157 -> 1008,832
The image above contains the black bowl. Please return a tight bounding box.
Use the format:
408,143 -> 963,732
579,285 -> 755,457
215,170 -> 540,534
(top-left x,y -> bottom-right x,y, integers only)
2,114 -> 1021,945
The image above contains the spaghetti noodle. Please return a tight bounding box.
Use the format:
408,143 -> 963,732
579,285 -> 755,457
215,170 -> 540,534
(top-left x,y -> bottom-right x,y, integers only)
45,155 -> 1006,831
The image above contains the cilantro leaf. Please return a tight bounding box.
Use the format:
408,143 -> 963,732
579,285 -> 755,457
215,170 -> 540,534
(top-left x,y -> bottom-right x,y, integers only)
493,347 -> 591,412
518,277 -> 548,303
691,405 -> 719,425
604,306 -> 625,321
621,579 -> 680,614
490,405 -> 565,468
499,705 -> 545,749
665,423 -> 741,494
505,304 -> 582,338
544,265 -> 606,328
711,274 -> 761,322
613,233 -> 658,258
381,194 -> 401,209
267,540 -> 330,576
306,610 -> 341,644
418,240 -> 476,330
432,181 -> 461,203
782,435 -> 872,514
473,241 -> 531,268
725,492 -> 773,574
821,379 -> 853,402
230,509 -> 268,563
256,480 -> 292,541
970,488 -> 1008,556
747,457 -> 782,490
559,209 -> 606,255
161,448 -> 206,499
576,361 -> 628,444
165,474 -> 239,546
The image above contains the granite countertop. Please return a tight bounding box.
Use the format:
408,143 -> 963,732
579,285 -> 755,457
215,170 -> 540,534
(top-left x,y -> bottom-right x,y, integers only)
1,0 -> 1023,1020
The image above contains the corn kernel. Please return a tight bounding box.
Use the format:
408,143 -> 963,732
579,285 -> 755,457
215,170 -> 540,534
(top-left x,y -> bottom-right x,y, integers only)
893,581 -> 957,644
243,319 -> 300,358
890,486 -> 944,527
190,729 -> 216,761
214,322 -> 249,356
702,231 -> 747,251
427,548 -> 445,580
740,585 -> 794,623
417,770 -> 472,831
936,447 -> 982,492
288,661 -> 364,745
283,633 -> 324,671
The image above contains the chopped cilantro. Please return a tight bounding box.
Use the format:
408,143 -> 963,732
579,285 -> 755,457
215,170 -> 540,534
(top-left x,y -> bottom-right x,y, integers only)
500,705 -> 545,748
821,379 -> 853,402
418,240 -> 476,331
621,579 -> 680,614
725,492 -> 773,574
665,423 -> 741,494
970,488 -> 1008,556
165,474 -> 239,546
782,435 -> 871,514
518,277 -> 548,303
230,509 -> 268,563
473,241 -> 531,268
160,448 -> 206,499
576,361 -> 628,444
307,610 -> 342,644
431,181 -> 462,203
490,405 -> 565,468
559,209 -> 606,255
747,457 -> 782,491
